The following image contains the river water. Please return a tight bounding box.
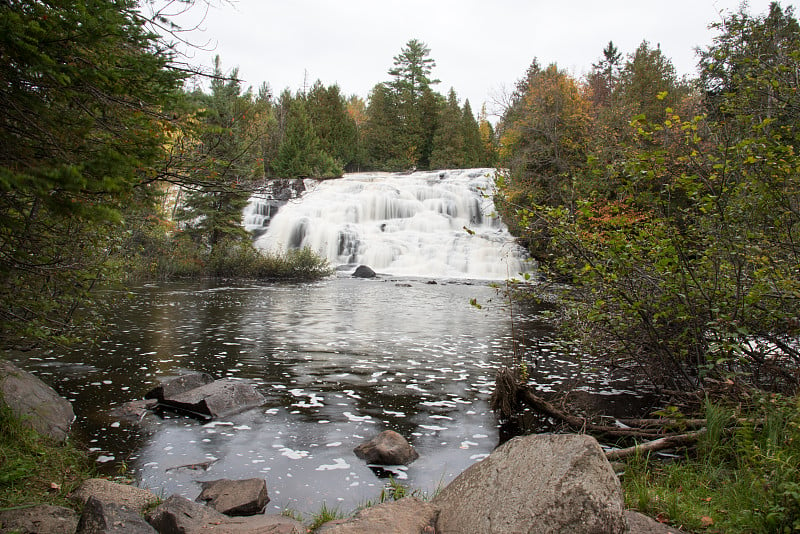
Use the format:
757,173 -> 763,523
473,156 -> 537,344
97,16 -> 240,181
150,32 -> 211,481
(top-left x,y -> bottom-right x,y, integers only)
15,276 -> 648,515
10,169 -> 650,516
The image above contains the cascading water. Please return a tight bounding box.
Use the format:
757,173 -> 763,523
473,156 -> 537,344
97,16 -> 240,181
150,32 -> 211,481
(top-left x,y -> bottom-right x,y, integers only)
248,168 -> 532,279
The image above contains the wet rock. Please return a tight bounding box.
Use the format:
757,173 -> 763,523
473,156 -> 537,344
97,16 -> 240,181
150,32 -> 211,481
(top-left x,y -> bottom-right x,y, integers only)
144,372 -> 215,402
353,430 -> 419,466
0,504 -> 78,534
316,497 -> 438,533
76,496 -> 157,533
432,434 -> 627,534
625,511 -> 688,534
196,478 -> 269,516
108,399 -> 158,421
156,379 -> 265,420
0,360 -> 74,442
352,265 -> 377,278
147,495 -> 304,534
70,478 -> 160,513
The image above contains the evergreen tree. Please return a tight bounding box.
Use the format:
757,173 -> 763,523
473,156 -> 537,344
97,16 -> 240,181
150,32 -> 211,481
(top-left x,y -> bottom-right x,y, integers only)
175,56 -> 263,250
430,88 -> 466,169
461,100 -> 483,167
272,94 -> 341,178
305,81 -> 359,170
0,0 -> 184,344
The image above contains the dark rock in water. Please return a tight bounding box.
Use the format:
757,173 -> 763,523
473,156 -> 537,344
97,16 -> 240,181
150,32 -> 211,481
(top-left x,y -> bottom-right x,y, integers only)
432,434 -> 626,534
108,399 -> 158,421
157,379 -> 265,420
196,478 -> 269,516
144,372 -> 215,401
70,478 -> 160,513
148,495 -> 304,534
395,283 -> 412,288
426,280 -> 438,285
0,504 -> 78,534
0,360 -> 74,442
77,496 -> 157,533
354,430 -> 419,466
316,496 -> 438,533
353,265 -> 377,278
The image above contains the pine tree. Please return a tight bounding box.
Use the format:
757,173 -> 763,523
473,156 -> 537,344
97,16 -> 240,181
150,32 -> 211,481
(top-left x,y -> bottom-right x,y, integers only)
461,100 -> 483,167
430,88 -> 466,169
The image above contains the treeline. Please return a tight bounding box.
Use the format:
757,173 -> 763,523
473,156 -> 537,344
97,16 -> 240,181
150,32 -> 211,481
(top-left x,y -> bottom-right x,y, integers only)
496,2 -> 800,392
193,38 -> 496,179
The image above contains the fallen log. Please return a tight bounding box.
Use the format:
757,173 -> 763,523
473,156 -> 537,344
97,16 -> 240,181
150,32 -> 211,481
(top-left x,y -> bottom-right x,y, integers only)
516,386 -> 665,439
604,429 -> 707,461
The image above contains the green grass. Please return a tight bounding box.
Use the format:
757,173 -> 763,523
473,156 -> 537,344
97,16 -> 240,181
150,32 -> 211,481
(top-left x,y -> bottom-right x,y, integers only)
307,502 -> 345,531
621,394 -> 800,533
0,402 -> 94,510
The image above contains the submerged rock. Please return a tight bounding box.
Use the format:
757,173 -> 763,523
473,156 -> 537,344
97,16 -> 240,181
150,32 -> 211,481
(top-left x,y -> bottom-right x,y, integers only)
353,430 -> 419,466
432,434 -> 627,533
144,372 -> 215,402
352,265 -> 377,278
156,379 -> 265,420
196,478 -> 269,516
0,360 -> 74,442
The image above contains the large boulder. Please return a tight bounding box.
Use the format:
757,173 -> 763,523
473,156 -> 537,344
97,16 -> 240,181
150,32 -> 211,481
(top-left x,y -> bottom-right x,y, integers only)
147,495 -> 304,534
144,372 -> 215,402
316,497 -> 438,533
195,478 -> 269,516
0,504 -> 78,534
352,265 -> 377,278
432,434 -> 627,534
70,478 -> 161,513
156,379 -> 265,420
0,360 -> 74,442
353,430 -> 419,466
76,496 -> 157,533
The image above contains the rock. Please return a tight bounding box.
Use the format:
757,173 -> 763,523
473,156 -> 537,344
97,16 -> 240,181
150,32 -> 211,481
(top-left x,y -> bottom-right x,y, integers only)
0,504 -> 78,534
625,511 -> 688,534
76,496 -> 157,533
147,495 -> 304,534
316,497 -> 438,533
432,433 -> 627,534
108,399 -> 158,421
0,360 -> 74,442
352,265 -> 376,278
144,372 -> 215,401
196,478 -> 269,516
70,478 -> 161,512
156,379 -> 265,420
353,430 -> 419,466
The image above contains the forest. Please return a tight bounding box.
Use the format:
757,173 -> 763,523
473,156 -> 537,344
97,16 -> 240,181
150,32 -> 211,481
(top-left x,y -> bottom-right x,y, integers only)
2,0 -> 800,530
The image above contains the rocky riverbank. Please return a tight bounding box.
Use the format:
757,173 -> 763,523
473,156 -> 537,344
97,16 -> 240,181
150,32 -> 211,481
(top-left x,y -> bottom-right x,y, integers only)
0,362 -> 685,533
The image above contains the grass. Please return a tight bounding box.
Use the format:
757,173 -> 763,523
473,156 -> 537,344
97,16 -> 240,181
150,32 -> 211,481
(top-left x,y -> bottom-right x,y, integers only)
307,502 -> 345,531
0,402 -> 94,510
621,393 -> 800,533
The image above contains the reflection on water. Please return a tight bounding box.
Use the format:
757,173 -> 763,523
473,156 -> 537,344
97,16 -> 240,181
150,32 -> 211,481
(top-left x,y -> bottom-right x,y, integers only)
14,275 -> 647,515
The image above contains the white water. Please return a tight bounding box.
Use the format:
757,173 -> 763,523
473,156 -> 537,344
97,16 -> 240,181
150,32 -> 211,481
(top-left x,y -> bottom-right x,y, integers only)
249,168 -> 532,279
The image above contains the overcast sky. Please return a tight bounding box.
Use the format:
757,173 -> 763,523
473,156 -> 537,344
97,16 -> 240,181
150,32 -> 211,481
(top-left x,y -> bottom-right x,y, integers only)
161,0 -> 797,116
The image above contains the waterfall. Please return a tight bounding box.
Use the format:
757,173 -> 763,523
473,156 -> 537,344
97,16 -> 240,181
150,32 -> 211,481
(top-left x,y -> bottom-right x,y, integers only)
248,169 -> 532,280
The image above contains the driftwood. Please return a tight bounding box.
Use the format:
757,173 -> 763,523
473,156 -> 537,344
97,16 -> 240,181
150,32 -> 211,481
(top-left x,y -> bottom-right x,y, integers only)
605,429 -> 707,461
491,367 -> 711,455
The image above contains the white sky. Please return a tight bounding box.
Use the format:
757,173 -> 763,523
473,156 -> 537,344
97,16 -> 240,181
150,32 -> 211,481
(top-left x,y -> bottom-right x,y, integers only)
163,0 -> 797,116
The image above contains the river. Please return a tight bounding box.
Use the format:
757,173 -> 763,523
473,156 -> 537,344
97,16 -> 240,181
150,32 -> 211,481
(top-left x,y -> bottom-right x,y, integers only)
10,169 -> 649,516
